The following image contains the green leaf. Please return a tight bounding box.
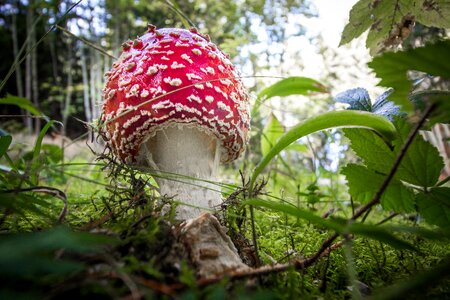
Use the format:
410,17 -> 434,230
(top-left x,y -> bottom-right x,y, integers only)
370,257 -> 450,300
372,89 -> 404,121
250,110 -> 397,189
347,223 -> 416,251
0,94 -> 43,117
261,114 -> 285,157
344,118 -> 444,188
0,227 -> 115,278
392,118 -> 444,187
382,224 -> 450,240
343,128 -> 396,173
253,76 -> 328,115
335,88 -> 403,120
416,187 -> 450,229
31,120 -> 55,184
369,40 -> 450,110
340,0 -> 450,55
342,164 -> 416,213
410,90 -> 450,125
0,135 -> 12,159
244,198 -> 344,232
340,0 -> 373,47
285,143 -> 308,153
335,87 -> 372,111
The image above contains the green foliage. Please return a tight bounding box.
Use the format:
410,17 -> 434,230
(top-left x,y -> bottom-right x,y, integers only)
344,118 -> 443,186
245,198 -> 344,231
0,135 -> 12,159
416,187 -> 450,229
254,76 -> 328,115
261,114 -> 285,158
250,110 -> 397,189
368,40 -> 450,111
343,117 -> 444,219
340,0 -> 450,55
0,0 -> 449,298
342,164 -> 415,213
0,226 -> 113,278
334,88 -> 403,121
246,198 -> 417,250
0,94 -> 43,117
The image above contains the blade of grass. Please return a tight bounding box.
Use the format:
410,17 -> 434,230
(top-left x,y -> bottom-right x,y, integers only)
250,110 -> 397,190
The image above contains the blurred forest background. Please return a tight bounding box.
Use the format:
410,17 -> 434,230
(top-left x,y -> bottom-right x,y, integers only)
0,0 -> 449,299
1,0 -> 320,135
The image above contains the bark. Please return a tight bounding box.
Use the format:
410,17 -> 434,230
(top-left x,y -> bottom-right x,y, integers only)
62,37 -> 73,137
170,213 -> 250,278
31,14 -> 40,135
11,0 -> 23,98
25,0 -> 33,131
89,48 -> 97,121
81,45 -> 92,125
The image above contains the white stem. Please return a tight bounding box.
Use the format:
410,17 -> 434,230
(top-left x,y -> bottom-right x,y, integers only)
140,126 -> 222,220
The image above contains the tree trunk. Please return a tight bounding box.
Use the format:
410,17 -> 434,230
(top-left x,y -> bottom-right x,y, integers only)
11,0 -> 23,98
31,14 -> 40,135
81,45 -> 92,126
89,48 -> 97,122
62,37 -> 73,137
25,0 -> 33,132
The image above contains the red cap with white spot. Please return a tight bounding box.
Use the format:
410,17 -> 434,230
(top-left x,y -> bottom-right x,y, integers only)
101,26 -> 250,163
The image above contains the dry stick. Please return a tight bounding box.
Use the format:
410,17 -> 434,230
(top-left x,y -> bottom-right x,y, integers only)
56,25 -> 117,60
2,186 -> 68,223
194,104 -> 436,284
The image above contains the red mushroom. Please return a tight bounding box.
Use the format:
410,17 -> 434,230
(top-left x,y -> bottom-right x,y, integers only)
101,26 -> 250,220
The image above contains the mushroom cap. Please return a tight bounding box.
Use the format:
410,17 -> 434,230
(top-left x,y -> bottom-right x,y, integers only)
101,27 -> 250,164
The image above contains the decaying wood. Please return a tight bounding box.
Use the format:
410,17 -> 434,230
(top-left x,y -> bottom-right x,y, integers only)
174,212 -> 251,278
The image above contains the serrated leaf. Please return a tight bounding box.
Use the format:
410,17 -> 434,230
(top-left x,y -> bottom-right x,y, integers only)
253,76 -> 327,115
340,0 -> 373,46
342,164 -> 415,213
393,118 -> 444,187
340,0 -> 450,55
0,135 -> 12,158
343,128 -> 396,173
372,89 -> 404,121
369,40 -> 450,111
334,88 -> 372,111
416,187 -> 450,228
415,0 -> 450,28
335,88 -> 403,120
410,90 -> 450,125
0,94 -> 42,117
344,118 -> 444,188
261,114 -> 285,157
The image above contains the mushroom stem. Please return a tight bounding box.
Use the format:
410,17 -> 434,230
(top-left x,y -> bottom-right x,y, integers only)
140,126 -> 222,220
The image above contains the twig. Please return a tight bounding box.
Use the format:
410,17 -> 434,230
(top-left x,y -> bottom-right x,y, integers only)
377,212 -> 399,225
2,186 -> 68,223
56,25 -> 117,60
